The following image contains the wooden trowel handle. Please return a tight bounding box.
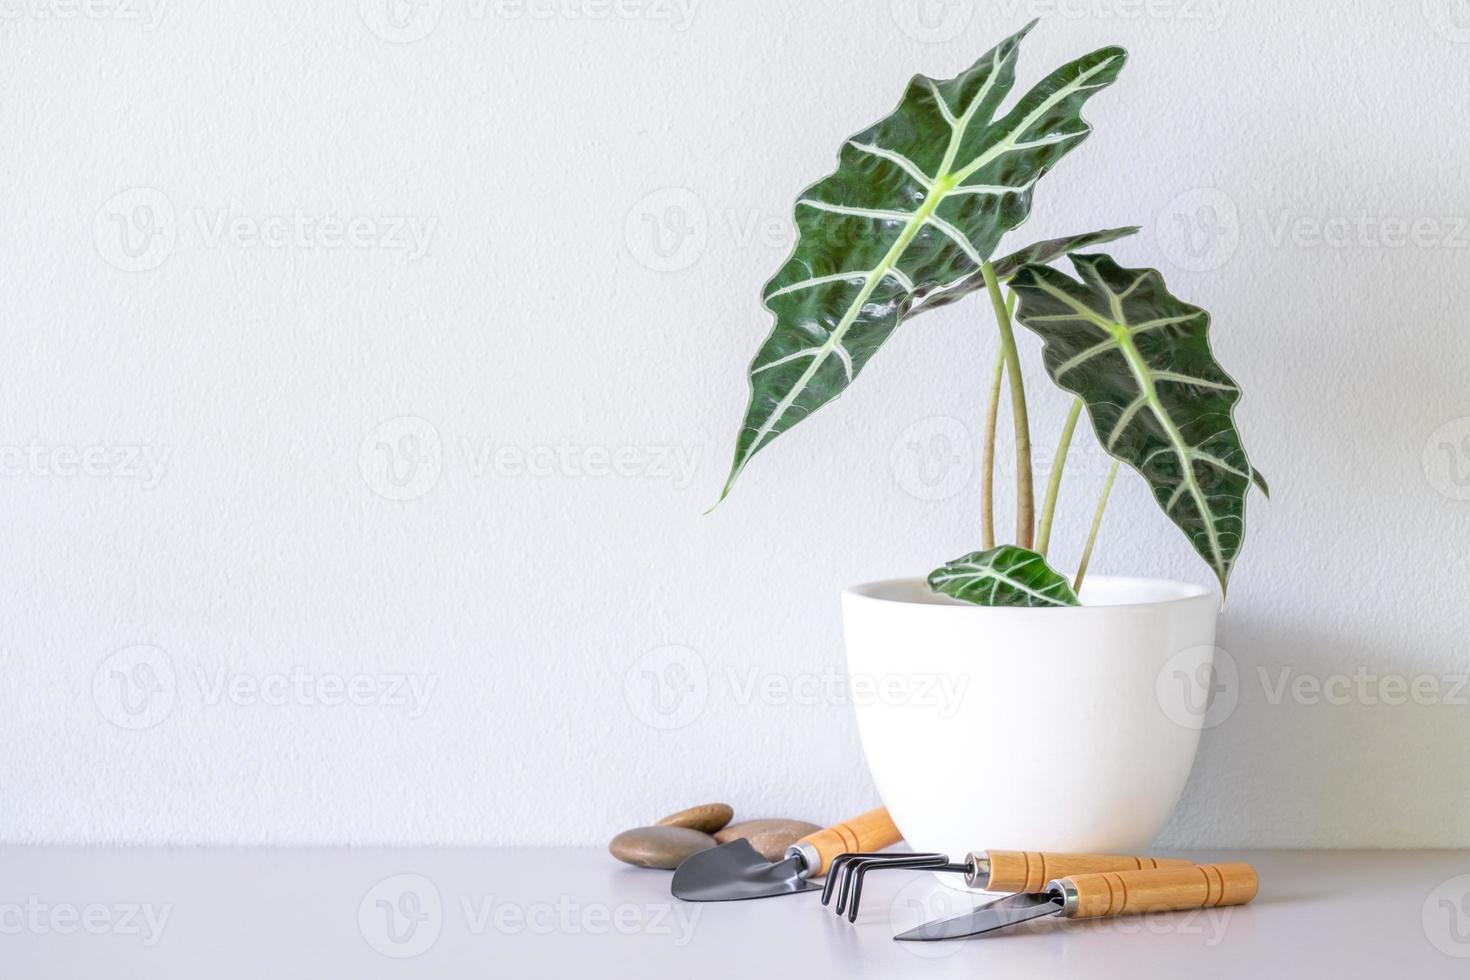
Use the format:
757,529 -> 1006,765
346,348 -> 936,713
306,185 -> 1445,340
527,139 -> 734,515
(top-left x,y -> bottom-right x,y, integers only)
979,851 -> 1194,893
1060,862 -> 1258,919
793,807 -> 901,876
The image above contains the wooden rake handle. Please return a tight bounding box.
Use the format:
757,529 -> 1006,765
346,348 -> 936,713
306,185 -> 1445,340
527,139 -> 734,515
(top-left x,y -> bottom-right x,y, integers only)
1059,861 -> 1259,919
793,807 -> 902,876
977,851 -> 1194,893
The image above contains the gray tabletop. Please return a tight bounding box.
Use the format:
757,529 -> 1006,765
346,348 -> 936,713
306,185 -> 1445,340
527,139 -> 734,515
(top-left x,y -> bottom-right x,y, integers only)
2,846 -> 1467,977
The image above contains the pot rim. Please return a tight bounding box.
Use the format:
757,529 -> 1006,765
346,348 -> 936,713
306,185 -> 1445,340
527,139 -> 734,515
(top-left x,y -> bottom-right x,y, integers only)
844,574 -> 1216,613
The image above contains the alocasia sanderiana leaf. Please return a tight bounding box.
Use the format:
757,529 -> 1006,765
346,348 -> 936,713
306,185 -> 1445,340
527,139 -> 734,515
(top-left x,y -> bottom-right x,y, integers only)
1009,254 -> 1264,596
990,226 -> 1139,280
908,225 -> 1139,317
929,545 -> 1079,607
714,22 -> 1126,502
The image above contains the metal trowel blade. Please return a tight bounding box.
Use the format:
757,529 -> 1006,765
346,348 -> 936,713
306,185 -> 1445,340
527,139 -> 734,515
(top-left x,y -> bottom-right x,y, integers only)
893,892 -> 1064,941
671,839 -> 820,901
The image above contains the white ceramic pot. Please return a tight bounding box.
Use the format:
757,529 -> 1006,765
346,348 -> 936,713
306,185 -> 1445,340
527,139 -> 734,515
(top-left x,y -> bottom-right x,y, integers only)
842,576 -> 1217,864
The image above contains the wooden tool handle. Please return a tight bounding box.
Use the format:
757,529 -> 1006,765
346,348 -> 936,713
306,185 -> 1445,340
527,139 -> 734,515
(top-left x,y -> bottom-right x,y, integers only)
796,807 -> 902,876
1060,862 -> 1258,919
980,851 -> 1195,893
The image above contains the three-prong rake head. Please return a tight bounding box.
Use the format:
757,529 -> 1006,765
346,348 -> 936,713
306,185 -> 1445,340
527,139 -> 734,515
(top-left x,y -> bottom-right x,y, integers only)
821,852 -> 970,922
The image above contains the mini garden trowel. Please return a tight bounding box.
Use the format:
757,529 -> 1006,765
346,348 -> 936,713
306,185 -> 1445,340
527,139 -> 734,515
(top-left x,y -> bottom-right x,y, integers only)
894,862 -> 1258,941
671,806 -> 900,901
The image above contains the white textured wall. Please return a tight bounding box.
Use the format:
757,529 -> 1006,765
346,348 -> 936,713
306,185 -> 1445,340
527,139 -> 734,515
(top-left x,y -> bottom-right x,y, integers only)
1,1 -> 1467,847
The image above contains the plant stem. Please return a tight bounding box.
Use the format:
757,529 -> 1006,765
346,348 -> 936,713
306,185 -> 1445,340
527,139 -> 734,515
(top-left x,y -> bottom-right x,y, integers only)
1036,398 -> 1083,557
980,261 -> 1033,549
1074,459 -> 1120,593
979,347 -> 1005,549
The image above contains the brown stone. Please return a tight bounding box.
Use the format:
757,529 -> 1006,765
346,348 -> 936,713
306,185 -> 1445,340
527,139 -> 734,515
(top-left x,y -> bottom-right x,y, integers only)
655,803 -> 734,835
608,826 -> 718,870
713,818 -> 821,862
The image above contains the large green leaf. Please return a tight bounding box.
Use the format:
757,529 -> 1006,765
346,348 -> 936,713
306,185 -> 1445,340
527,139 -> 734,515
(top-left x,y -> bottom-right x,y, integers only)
715,23 -> 1126,503
929,545 -> 1079,607
908,225 -> 1139,316
1009,254 -> 1262,595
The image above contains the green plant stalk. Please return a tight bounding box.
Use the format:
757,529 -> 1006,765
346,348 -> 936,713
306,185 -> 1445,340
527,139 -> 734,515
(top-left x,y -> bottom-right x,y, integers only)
980,261 -> 1034,548
981,351 -> 1005,552
979,348 -> 1005,549
980,290 -> 1020,548
1036,398 -> 1084,557
1074,459 -> 1120,593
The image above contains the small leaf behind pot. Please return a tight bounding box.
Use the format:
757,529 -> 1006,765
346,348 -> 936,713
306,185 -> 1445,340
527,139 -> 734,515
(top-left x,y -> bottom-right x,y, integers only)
929,546 -> 1080,607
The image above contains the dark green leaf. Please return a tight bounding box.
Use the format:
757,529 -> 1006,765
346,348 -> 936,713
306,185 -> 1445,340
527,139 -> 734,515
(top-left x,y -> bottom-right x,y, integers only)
715,23 -> 1126,503
908,226 -> 1140,317
929,545 -> 1080,606
1010,253 -> 1263,596
990,226 -> 1140,279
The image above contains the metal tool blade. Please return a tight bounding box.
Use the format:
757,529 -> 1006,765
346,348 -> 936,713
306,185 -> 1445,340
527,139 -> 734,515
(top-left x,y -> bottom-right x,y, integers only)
670,839 -> 819,901
893,891 -> 1064,941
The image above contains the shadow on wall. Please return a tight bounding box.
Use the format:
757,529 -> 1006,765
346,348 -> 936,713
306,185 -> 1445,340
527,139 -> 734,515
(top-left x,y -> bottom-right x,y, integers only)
1160,611 -> 1470,848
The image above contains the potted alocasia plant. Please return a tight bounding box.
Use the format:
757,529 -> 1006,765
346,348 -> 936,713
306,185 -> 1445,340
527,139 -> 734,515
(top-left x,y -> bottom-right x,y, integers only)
714,23 -> 1267,859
